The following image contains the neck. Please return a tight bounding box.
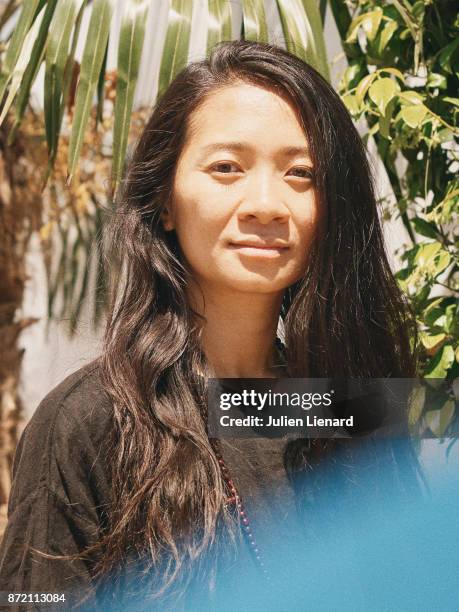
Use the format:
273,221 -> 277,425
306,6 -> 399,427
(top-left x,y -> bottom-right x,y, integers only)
189,282 -> 283,378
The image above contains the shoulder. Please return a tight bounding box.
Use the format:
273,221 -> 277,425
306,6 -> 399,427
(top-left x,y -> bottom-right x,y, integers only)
24,359 -> 111,444
1,362 -> 114,591
10,360 -> 113,510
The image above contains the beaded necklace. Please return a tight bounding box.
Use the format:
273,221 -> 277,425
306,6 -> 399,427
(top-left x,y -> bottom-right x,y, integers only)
209,338 -> 286,579
211,442 -> 270,580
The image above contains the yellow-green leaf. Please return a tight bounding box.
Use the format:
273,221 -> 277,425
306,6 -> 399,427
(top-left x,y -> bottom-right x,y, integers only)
414,241 -> 442,265
342,93 -> 360,116
420,332 -> 446,350
377,19 -> 398,53
379,67 -> 404,81
368,77 -> 398,115
346,8 -> 382,44
432,249 -> 451,276
355,73 -> 375,105
399,90 -> 424,105
425,345 -> 455,379
427,72 -> 447,90
399,104 -> 428,128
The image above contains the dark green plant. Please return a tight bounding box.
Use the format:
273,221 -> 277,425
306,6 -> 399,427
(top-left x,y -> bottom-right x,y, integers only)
330,0 -> 458,437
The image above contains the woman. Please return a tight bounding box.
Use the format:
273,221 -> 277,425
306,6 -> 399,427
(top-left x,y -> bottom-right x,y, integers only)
0,40 -> 419,609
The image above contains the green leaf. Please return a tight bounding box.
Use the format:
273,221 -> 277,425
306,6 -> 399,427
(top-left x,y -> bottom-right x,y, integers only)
420,332 -> 446,350
68,0 -> 115,180
241,0 -> 268,43
44,0 -> 83,162
412,1 -> 425,21
408,385 -> 425,426
443,96 -> 459,107
424,345 -> 455,379
0,0 -> 41,105
428,249 -> 450,278
207,0 -> 232,54
426,72 -> 447,90
412,217 -> 439,240
425,400 -> 455,436
0,5 -> 46,126
399,104 -> 428,128
276,0 -> 330,81
158,0 -> 194,97
341,62 -> 364,90
438,38 -> 459,74
445,304 -> 458,335
424,297 -> 446,326
112,0 -> 150,185
368,77 -> 398,115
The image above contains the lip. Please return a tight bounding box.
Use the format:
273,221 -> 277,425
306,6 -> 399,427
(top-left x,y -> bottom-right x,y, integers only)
228,241 -> 290,258
229,241 -> 290,249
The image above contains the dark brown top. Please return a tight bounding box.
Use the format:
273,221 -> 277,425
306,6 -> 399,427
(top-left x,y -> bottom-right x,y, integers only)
0,363 -> 307,610
0,362 -> 420,610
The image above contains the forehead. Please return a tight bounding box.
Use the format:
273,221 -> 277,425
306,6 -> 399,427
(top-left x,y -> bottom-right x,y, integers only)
186,82 -> 308,149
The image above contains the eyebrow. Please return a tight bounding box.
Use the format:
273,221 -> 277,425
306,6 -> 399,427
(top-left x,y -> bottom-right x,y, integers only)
198,142 -> 310,158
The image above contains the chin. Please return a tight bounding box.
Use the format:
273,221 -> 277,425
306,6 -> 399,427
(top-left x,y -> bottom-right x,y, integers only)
222,273 -> 294,294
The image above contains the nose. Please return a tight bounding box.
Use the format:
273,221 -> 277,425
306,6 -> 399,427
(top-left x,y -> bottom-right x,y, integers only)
237,169 -> 290,225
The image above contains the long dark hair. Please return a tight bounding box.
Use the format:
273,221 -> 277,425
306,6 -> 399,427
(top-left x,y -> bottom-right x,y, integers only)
96,40 -> 417,599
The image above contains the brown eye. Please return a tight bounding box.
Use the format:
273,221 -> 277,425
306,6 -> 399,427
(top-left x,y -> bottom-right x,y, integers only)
287,167 -> 314,180
211,162 -> 240,174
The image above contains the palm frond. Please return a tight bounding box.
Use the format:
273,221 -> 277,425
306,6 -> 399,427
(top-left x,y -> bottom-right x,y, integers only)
207,0 -> 232,55
0,3 -> 44,124
0,0 -> 41,103
67,0 -> 115,180
112,0 -> 150,185
276,0 -> 330,81
242,0 -> 268,43
158,0 -> 193,97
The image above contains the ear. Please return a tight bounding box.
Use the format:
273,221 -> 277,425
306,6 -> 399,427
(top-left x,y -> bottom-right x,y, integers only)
161,206 -> 175,231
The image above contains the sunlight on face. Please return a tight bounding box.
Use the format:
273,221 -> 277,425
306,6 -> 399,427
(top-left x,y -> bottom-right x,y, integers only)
165,82 -> 320,296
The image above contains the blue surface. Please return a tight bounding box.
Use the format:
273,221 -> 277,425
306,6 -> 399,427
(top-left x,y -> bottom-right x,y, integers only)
99,439 -> 459,611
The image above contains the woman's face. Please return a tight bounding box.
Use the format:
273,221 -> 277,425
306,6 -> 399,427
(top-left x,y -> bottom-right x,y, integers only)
165,82 -> 320,296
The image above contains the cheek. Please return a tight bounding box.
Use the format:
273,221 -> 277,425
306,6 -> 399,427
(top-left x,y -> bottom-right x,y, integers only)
173,174 -> 230,230
295,195 -> 320,246
172,189 -> 228,272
